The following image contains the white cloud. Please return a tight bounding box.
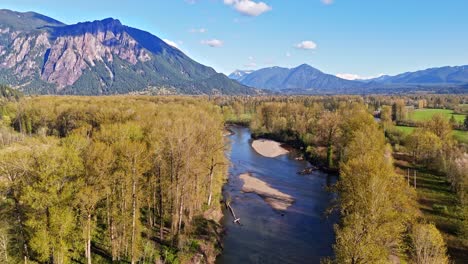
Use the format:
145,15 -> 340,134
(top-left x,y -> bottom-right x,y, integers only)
201,39 -> 224,47
321,0 -> 334,5
295,40 -> 317,50
244,56 -> 256,68
163,39 -> 180,49
336,73 -> 385,80
224,0 -> 272,17
286,52 -> 291,57
190,28 -> 207,33
244,62 -> 257,68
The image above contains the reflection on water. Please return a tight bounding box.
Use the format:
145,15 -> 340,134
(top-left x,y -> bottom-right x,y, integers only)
216,126 -> 337,264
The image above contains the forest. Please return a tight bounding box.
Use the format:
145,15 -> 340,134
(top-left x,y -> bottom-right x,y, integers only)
0,92 -> 467,263
0,95 -> 227,263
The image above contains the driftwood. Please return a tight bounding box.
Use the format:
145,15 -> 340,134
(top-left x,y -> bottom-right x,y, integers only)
297,166 -> 318,175
226,201 -> 241,224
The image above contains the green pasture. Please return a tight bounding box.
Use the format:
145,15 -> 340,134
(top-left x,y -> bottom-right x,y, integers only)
396,125 -> 468,144
408,108 -> 466,123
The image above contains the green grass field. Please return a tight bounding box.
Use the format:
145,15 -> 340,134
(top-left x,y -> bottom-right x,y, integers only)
415,170 -> 467,263
396,126 -> 468,144
395,125 -> 415,135
398,166 -> 467,263
408,108 -> 466,123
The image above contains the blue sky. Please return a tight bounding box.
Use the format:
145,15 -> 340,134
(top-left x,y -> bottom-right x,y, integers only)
2,0 -> 468,78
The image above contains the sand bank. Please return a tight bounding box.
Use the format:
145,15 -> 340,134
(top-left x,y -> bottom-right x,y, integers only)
240,173 -> 294,211
251,139 -> 289,158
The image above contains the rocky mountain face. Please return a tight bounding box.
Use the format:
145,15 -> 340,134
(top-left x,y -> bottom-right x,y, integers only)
0,9 -> 256,95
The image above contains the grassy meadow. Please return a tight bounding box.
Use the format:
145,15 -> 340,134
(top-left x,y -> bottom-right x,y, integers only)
396,125 -> 468,144
408,108 -> 466,123
397,107 -> 468,144
394,160 -> 467,263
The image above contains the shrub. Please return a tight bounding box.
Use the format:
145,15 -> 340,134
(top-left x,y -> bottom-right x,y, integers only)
433,204 -> 449,215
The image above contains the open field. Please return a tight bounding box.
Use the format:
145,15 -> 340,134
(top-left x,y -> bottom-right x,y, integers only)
394,160 -> 468,263
396,126 -> 468,144
408,108 -> 466,123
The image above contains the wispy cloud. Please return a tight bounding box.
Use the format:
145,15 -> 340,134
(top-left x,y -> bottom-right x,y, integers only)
201,39 -> 224,47
189,28 -> 207,33
321,0 -> 334,5
224,0 -> 272,17
244,56 -> 257,68
295,40 -> 317,50
244,62 -> 257,68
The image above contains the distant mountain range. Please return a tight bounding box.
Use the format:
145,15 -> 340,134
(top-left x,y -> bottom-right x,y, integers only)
231,64 -> 360,94
0,9 -> 257,95
231,64 -> 468,94
365,65 -> 468,84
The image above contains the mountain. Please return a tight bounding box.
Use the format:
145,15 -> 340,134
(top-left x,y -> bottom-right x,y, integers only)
234,64 -> 361,94
233,64 -> 468,94
0,9 -> 64,30
366,65 -> 468,85
228,69 -> 254,81
0,9 -> 257,95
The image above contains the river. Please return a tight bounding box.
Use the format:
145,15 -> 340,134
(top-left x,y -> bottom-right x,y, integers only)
216,126 -> 337,264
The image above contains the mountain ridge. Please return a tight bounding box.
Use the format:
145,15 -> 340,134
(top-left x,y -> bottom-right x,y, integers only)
231,64 -> 468,94
0,9 -> 257,95
365,65 -> 468,85
233,64 -> 360,93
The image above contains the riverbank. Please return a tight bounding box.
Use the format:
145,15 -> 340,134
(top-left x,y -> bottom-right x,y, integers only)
177,203 -> 224,264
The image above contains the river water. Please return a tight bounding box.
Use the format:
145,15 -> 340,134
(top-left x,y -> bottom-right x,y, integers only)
216,126 -> 337,264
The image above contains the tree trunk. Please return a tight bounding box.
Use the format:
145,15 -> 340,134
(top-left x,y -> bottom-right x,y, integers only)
12,195 -> 29,262
177,185 -> 185,236
86,213 -> 92,264
157,167 -> 164,241
207,159 -> 215,206
131,164 -> 137,264
121,181 -> 127,259
46,207 -> 54,264
327,143 -> 333,168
